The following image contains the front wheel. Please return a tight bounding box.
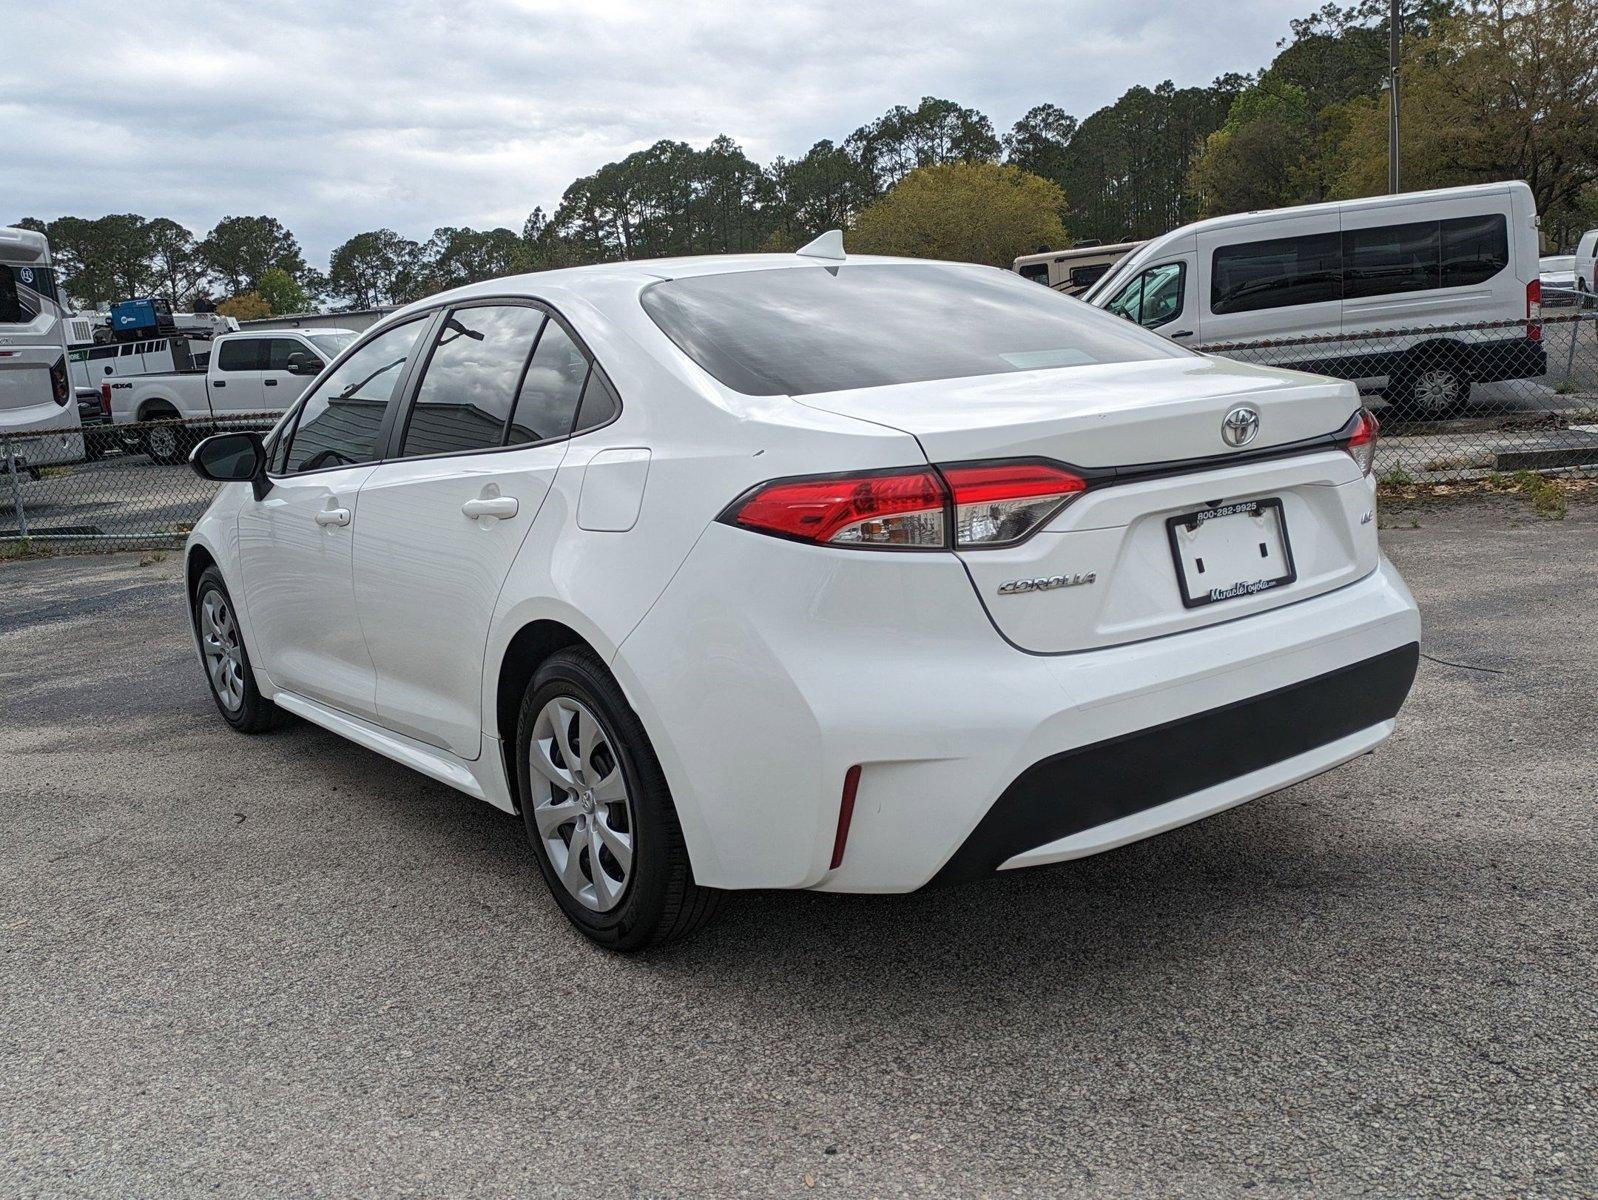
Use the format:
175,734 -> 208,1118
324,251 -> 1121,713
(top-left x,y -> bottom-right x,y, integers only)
516,647 -> 722,951
194,566 -> 287,733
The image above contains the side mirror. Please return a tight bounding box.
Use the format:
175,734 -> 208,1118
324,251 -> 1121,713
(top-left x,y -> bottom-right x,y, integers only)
190,431 -> 269,500
285,351 -> 322,376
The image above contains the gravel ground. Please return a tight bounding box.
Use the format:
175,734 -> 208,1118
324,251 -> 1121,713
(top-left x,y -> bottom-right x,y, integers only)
1,496 -> 1594,1199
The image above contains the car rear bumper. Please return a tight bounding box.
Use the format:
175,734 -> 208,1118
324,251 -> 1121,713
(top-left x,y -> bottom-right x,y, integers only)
616,525 -> 1421,894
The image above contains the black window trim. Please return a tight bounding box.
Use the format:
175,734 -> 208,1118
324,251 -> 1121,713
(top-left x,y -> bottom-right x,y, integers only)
266,294 -> 622,481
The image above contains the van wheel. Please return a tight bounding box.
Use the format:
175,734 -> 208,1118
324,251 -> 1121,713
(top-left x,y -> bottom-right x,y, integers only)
143,416 -> 189,464
515,647 -> 723,951
1390,357 -> 1470,419
194,566 -> 287,733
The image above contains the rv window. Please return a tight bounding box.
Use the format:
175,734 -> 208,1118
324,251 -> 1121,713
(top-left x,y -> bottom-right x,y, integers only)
1440,215 -> 1508,287
1017,262 -> 1049,284
1211,233 -> 1341,314
1070,263 -> 1112,290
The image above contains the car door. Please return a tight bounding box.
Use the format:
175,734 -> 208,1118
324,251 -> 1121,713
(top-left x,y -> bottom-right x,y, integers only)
1100,255 -> 1199,343
211,336 -> 267,414
236,317 -> 431,717
263,337 -> 322,410
352,302 -> 601,759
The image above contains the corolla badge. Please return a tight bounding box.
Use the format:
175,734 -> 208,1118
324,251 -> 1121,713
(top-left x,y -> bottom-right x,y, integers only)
997,572 -> 1096,596
1222,406 -> 1260,447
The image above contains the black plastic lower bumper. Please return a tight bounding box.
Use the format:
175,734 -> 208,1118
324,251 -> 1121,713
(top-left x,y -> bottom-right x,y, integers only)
929,642 -> 1420,886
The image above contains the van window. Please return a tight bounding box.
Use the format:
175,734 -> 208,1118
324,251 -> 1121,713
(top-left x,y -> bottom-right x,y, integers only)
1440,215 -> 1508,288
1211,233 -> 1342,314
1343,221 -> 1441,299
1104,263 -> 1186,329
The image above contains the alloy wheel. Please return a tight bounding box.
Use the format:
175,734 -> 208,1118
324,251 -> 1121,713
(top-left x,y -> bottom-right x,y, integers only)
147,424 -> 178,460
527,696 -> 635,912
199,590 -> 246,711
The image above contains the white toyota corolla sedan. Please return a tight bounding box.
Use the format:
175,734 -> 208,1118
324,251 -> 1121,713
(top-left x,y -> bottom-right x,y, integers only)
185,234 -> 1420,950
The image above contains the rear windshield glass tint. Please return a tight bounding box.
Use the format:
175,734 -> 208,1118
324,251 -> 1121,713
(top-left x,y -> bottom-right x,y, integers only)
640,263 -> 1180,396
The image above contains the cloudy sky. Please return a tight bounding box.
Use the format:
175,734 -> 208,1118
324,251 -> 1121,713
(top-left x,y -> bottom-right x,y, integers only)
4,0 -> 1306,265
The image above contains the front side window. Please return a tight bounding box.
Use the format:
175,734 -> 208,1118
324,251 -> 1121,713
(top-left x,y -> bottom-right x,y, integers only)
506,319 -> 590,444
217,338 -> 266,371
267,338 -> 320,371
1211,233 -> 1342,314
279,319 -> 427,473
398,305 -> 548,458
1104,262 -> 1185,329
642,263 -> 1179,397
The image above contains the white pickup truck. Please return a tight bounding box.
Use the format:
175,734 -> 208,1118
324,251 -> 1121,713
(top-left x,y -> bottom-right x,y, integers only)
106,328 -> 355,462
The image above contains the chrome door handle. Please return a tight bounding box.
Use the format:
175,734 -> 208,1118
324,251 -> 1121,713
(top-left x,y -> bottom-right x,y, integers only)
314,507 -> 351,527
461,496 -> 518,521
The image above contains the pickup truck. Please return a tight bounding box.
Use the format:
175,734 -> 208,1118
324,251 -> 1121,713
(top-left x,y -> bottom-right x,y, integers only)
105,328 -> 355,463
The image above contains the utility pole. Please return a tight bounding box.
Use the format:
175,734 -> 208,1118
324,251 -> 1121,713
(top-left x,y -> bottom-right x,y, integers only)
1388,0 -> 1402,193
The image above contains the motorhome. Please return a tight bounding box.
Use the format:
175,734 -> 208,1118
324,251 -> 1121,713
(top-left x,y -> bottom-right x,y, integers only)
0,226 -> 84,471
1013,242 -> 1144,297
1085,182 -> 1546,416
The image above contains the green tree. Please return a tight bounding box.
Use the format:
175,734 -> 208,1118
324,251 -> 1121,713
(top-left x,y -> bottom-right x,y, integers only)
766,140 -> 875,249
215,291 -> 270,321
845,97 -> 1001,193
144,218 -> 206,308
328,229 -> 424,308
256,267 -> 307,315
200,216 -> 307,295
1003,104 -> 1079,188
849,161 -> 1068,267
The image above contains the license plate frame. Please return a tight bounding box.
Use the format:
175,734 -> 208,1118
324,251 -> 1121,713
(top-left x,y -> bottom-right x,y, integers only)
1165,497 -> 1297,610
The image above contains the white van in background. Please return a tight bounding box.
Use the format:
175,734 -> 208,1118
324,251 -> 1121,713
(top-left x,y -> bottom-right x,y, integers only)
0,226 -> 85,471
1574,228 -> 1597,297
1085,182 -> 1546,416
1013,242 -> 1145,297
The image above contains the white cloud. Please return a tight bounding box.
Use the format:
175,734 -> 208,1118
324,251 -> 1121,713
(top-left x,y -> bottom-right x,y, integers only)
1,0 -> 1305,263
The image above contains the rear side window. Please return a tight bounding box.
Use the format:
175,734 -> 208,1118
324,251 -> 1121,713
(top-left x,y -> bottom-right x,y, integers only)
573,369 -> 620,434
1440,215 -> 1508,287
642,263 -> 1177,397
506,319 -> 590,444
399,305 -> 548,458
217,339 -> 266,371
1211,233 -> 1342,314
279,319 -> 427,473
1343,220 -> 1440,299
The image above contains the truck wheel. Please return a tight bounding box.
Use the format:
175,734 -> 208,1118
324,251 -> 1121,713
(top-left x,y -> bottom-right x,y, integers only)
143,417 -> 190,465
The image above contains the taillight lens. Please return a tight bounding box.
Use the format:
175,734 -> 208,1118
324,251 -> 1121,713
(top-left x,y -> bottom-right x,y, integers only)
729,468 -> 946,548
941,461 -> 1087,546
49,356 -> 70,405
100,381 -> 113,417
1343,408 -> 1380,476
1527,279 -> 1542,341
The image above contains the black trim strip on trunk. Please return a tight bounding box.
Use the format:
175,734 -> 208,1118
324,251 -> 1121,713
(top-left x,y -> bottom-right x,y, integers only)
927,642 -> 1419,886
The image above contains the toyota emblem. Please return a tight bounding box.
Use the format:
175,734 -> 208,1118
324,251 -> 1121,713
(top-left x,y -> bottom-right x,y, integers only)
1222,406 -> 1260,447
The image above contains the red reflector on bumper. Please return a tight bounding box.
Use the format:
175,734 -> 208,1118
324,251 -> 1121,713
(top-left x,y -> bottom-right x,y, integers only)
830,765 -> 862,870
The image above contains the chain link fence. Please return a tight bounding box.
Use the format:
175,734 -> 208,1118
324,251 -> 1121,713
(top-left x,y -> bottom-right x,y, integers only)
3,308 -> 1596,553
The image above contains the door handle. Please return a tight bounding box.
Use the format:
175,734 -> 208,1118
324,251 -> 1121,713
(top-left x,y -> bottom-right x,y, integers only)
213,380 -> 226,387
264,378 -> 278,386
314,507 -> 351,527
1170,330 -> 1194,339
461,495 -> 519,521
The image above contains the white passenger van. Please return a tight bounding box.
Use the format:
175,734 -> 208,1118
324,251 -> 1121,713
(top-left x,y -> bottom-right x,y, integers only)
1574,227 -> 1597,296
1013,242 -> 1144,297
0,226 -> 85,470
1085,182 -> 1546,416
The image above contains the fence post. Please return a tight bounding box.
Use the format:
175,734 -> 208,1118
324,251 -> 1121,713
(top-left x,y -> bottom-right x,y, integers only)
3,434 -> 28,539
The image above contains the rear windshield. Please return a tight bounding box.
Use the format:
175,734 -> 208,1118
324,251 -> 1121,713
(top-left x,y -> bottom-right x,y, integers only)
641,263 -> 1180,396
0,263 -> 59,325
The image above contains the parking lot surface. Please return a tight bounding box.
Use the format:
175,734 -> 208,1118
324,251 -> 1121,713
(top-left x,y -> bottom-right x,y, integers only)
2,497 -> 1594,1198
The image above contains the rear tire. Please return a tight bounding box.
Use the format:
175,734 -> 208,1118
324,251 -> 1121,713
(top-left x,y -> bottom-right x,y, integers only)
515,647 -> 722,951
1388,355 -> 1470,420
142,414 -> 191,465
194,566 -> 287,733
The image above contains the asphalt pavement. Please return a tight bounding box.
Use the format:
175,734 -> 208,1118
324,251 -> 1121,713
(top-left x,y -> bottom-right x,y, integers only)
1,494 -> 1594,1198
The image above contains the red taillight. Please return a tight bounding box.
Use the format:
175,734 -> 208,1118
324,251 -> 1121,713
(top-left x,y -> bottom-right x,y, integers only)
729,468 -> 946,547
100,381 -> 113,418
830,764 -> 862,870
1343,408 -> 1380,476
49,356 -> 70,405
941,461 -> 1087,546
725,460 -> 1088,550
1527,279 -> 1542,341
